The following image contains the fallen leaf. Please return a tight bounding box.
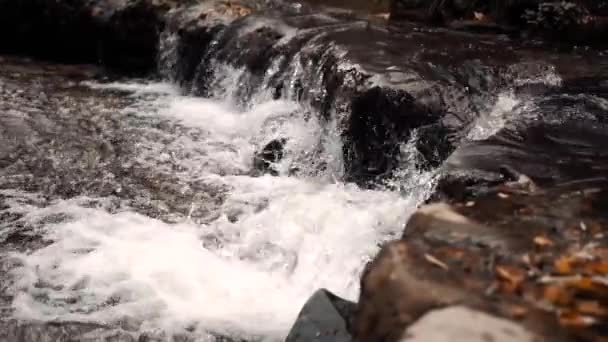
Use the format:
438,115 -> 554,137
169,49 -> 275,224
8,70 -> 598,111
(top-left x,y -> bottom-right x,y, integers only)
534,235 -> 554,248
559,311 -> 596,328
576,300 -> 608,316
504,304 -> 528,319
473,11 -> 487,21
555,256 -> 577,275
584,261 -> 608,275
496,265 -> 525,293
543,285 -> 572,306
425,253 -> 449,270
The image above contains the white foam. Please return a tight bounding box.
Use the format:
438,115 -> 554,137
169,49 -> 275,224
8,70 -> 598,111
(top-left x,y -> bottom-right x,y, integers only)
5,78 -> 435,340
82,81 -> 180,96
467,92 -> 521,141
6,179 -> 420,339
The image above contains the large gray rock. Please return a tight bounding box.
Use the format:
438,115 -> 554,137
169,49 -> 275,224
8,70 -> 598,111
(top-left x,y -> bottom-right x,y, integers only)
400,306 -> 535,342
285,289 -> 354,342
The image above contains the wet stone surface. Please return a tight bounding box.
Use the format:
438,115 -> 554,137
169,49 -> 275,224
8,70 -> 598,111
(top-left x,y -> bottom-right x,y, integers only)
1,0 -> 608,341
0,57 -> 227,223
356,179 -> 608,341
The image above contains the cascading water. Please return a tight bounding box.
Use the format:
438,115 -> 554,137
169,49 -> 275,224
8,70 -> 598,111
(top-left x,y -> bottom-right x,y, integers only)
0,31 -> 438,340
1,2 -> 606,341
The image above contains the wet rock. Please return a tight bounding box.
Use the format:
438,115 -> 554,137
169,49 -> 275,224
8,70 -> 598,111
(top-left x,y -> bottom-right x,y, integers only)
440,120 -> 608,197
171,21 -> 225,88
285,289 -> 354,342
344,87 -> 448,184
0,0 -> 168,73
253,138 -> 287,176
99,0 -> 166,72
0,0 -> 100,63
0,320 -> 136,342
357,163 -> 608,341
389,0 -> 608,46
401,306 -> 535,342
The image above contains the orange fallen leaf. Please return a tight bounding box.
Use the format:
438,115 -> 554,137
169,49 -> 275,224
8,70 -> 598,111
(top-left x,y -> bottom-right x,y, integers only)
534,235 -> 554,248
593,247 -> 608,260
543,285 -> 572,306
559,311 -> 596,328
497,265 -> 525,282
584,261 -> 608,275
504,304 -> 528,319
555,256 -> 577,275
576,300 -> 608,317
565,277 -> 608,297
496,265 -> 525,293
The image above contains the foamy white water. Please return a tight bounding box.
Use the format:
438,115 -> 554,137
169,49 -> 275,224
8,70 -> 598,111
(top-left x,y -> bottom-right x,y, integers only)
4,79 -> 436,340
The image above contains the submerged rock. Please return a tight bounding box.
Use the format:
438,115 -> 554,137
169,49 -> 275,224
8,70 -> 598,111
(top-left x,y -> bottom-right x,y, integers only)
252,138 -> 287,176
285,289 -> 354,342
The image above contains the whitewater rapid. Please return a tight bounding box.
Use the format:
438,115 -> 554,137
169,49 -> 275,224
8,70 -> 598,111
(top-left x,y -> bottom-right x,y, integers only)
2,74 -> 436,340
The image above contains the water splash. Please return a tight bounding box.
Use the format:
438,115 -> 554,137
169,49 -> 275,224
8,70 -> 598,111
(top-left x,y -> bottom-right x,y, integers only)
3,78 -> 435,340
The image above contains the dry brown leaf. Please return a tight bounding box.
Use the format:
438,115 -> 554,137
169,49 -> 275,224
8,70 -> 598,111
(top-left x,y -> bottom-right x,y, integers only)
555,256 -> 577,275
534,235 -> 554,248
576,300 -> 608,317
497,265 -> 525,282
584,261 -> 608,275
571,277 -> 597,290
424,253 -> 449,270
496,265 -> 525,293
473,11 -> 487,21
593,247 -> 608,260
559,311 -> 596,328
504,304 -> 528,319
543,285 -> 572,306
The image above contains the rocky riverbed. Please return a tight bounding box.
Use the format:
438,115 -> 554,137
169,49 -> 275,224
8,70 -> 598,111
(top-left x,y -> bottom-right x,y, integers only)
0,0 -> 607,341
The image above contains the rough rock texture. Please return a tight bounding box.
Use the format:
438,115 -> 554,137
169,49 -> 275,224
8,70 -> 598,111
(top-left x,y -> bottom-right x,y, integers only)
0,320 -> 136,342
1,0 -> 606,186
401,306 -> 536,342
285,289 -> 355,342
355,164 -> 608,340
389,0 -> 608,45
3,1 -> 608,340
0,0 -> 170,73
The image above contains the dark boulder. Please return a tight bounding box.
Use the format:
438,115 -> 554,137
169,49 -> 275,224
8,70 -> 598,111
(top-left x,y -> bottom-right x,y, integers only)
389,0 -> 608,46
0,0 -> 170,73
0,0 -> 99,63
285,289 -> 354,342
343,87 -> 449,184
253,138 -> 287,176
99,0 -> 166,73
439,119 -> 608,201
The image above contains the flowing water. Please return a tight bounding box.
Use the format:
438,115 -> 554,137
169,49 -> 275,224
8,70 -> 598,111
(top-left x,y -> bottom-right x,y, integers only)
0,56 -> 435,341
1,4 -> 607,341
